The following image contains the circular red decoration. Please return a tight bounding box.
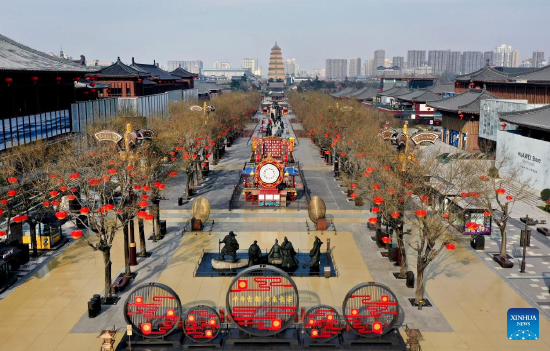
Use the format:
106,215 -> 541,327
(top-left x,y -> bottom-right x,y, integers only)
124,283 -> 182,338
226,266 -> 299,337
183,305 -> 221,343
415,209 -> 427,218
303,305 -> 341,342
343,282 -> 399,338
382,236 -> 391,244
446,243 -> 456,251
255,158 -> 284,189
70,230 -> 82,239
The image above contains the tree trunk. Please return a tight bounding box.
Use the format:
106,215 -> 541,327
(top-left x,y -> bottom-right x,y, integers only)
415,266 -> 425,305
185,172 -> 192,200
194,162 -> 200,186
138,218 -> 147,257
123,222 -> 131,277
29,221 -> 38,257
396,226 -> 407,278
102,247 -> 112,299
153,201 -> 160,240
499,224 -> 507,257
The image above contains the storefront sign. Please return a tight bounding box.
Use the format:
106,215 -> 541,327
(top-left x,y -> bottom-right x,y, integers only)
410,131 -> 439,145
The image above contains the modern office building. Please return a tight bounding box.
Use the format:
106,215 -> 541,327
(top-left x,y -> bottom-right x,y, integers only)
461,51 -> 484,74
392,56 -> 404,69
348,57 -> 361,77
284,58 -> 300,76
363,58 -> 375,77
448,51 -> 462,74
407,50 -> 426,68
532,50 -> 545,68
242,58 -> 259,74
428,50 -> 450,75
268,42 -> 285,81
325,59 -> 348,80
374,49 -> 385,68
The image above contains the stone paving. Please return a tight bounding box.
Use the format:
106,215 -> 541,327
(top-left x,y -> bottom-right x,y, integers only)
1,106 -> 550,350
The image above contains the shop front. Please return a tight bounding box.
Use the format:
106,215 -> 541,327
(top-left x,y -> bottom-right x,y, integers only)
22,217 -> 64,250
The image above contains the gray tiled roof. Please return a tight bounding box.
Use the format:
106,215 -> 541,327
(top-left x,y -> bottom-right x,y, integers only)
429,84 -> 455,94
354,86 -> 379,100
330,87 -> 355,97
170,67 -> 197,78
427,89 -> 499,114
0,33 -> 93,72
377,86 -> 401,96
510,65 -> 550,82
131,62 -> 179,80
499,104 -> 550,131
346,87 -> 368,98
455,65 -> 509,82
95,57 -> 148,78
395,89 -> 427,102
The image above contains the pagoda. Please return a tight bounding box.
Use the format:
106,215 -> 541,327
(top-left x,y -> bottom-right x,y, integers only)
268,42 -> 285,82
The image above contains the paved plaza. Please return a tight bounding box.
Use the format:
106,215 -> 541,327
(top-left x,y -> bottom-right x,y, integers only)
1,108 -> 550,350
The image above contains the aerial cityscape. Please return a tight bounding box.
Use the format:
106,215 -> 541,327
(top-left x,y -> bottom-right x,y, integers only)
1,1 -> 550,350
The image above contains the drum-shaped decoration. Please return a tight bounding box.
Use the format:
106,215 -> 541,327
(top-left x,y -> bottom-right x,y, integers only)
192,196 -> 211,224
226,265 -> 299,336
183,305 -> 221,342
308,196 -> 326,224
124,283 -> 182,338
303,305 -> 341,342
342,282 -> 399,337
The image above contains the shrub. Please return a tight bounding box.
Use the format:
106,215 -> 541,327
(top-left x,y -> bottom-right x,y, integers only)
488,167 -> 499,178
541,188 -> 550,202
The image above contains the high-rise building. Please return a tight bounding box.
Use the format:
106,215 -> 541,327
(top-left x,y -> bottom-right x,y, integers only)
325,59 -> 347,79
374,50 -> 385,69
242,58 -> 258,73
268,42 -> 285,81
348,57 -> 361,77
407,50 -> 426,68
448,51 -> 462,74
363,59 -> 375,77
494,44 -> 518,67
284,58 -> 299,76
392,56 -> 404,69
166,60 -> 203,74
213,61 -> 230,69
532,50 -> 545,68
428,50 -> 449,75
483,51 -> 494,66
461,51 -> 484,74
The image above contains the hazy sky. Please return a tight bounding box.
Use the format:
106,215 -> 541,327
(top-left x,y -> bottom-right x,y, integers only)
1,0 -> 548,71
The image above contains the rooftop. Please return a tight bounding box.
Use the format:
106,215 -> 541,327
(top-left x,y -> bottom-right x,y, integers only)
0,33 -> 93,72
130,59 -> 179,80
94,57 -> 148,78
427,89 -> 499,114
499,104 -> 550,132
170,66 -> 197,79
455,65 -> 510,83
510,64 -> 550,83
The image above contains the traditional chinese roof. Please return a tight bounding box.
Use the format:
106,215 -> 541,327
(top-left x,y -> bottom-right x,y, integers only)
429,84 -> 455,94
455,65 -> 510,83
330,86 -> 355,97
499,104 -> 550,132
271,42 -> 281,50
130,60 -> 179,81
395,89 -> 427,102
0,33 -> 93,72
354,86 -> 379,100
346,87 -> 368,98
170,66 -> 197,79
509,65 -> 550,83
94,57 -> 149,78
427,89 -> 499,114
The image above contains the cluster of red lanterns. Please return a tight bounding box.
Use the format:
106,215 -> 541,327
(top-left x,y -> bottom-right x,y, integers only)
415,209 -> 427,218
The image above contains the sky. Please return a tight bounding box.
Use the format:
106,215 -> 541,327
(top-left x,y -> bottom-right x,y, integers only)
1,0 -> 549,72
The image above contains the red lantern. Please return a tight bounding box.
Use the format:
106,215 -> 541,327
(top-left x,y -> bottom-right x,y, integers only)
373,196 -> 384,205
59,186 -> 68,192
381,236 -> 391,244
102,176 -> 110,182
479,175 -> 487,181
55,211 -> 67,220
134,185 -> 142,190
371,207 -> 380,213
505,195 -> 513,201
80,207 -> 90,214
373,184 -> 381,190
351,184 -> 357,189
31,76 -> 38,84
350,193 -> 357,198
145,214 -> 154,221
443,213 -> 450,219
137,211 -> 147,219
368,217 -> 378,224
13,215 -> 28,223
4,77 -> 13,87
391,212 -> 400,219
459,114 -> 464,119
7,190 -> 16,197
108,169 -> 117,175
460,192 -> 469,198
89,152 -> 95,157
7,177 -> 17,184
496,188 -> 505,195
138,78 -> 143,83
446,243 -> 456,251
138,201 -> 148,208
75,77 -> 81,82
89,179 -> 100,186
105,204 -> 114,211
42,202 -> 50,207
168,172 -> 178,177
500,123 -> 507,131
415,209 -> 427,218
0,231 -> 6,237
70,230 -> 83,239
455,82 -> 459,86
143,185 -> 151,191
67,195 -> 76,201
90,82 -> 96,87
70,173 -> 80,179
483,211 -> 490,217
51,200 -> 60,206
367,167 -> 375,173
201,162 -> 207,167
55,77 -> 61,83
141,194 -> 149,200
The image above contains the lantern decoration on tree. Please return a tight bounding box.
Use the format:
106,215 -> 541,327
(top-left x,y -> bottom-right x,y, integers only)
7,190 -> 16,197
51,200 -> 60,206
415,209 -> 427,218
351,183 -> 357,189
138,201 -> 148,208
55,211 -> 67,220
42,202 -> 50,207
70,173 -> 80,179
137,211 -> 147,219
373,184 -> 381,190
0,231 -> 6,237
443,213 -> 450,219
483,211 -> 491,217
7,177 -> 17,184
496,188 -> 505,195
70,230 -> 83,239
104,204 -> 115,211
505,195 -> 513,201
145,214 -> 154,221
108,169 -> 117,175
13,215 -> 28,223
80,207 -> 90,214
391,212 -> 400,219
381,236 -> 391,244
371,207 -> 380,213
368,217 -> 378,224
367,167 -> 375,173
421,195 -> 429,203
89,179 -> 100,186
373,196 -> 384,205
59,186 -> 68,192
445,243 -> 456,251
143,185 -> 151,192
479,175 -> 487,181
75,77 -> 81,82
350,193 -> 357,198
67,195 -> 76,201
141,194 -> 149,200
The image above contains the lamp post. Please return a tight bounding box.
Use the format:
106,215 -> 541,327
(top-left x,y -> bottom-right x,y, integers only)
520,214 -> 530,273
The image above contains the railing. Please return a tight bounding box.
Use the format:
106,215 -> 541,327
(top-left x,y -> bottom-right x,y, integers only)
297,161 -> 311,204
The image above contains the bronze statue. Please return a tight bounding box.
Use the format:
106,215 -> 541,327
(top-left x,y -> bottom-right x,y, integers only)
303,236 -> 323,268
248,240 -> 262,266
281,236 -> 298,269
219,231 -> 239,262
268,239 -> 282,264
